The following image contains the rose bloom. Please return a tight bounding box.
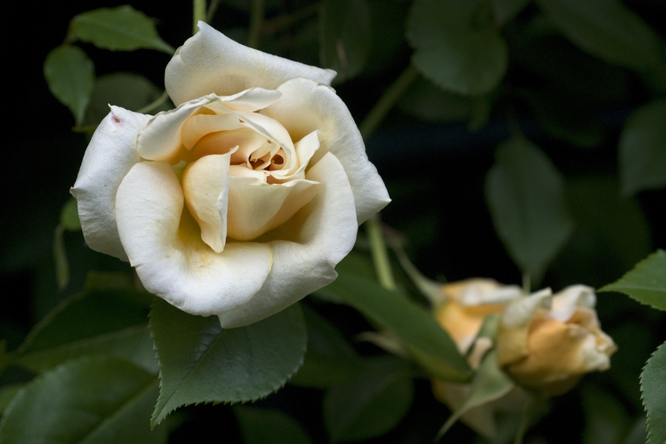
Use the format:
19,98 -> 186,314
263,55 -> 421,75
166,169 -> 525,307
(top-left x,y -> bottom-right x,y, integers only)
497,285 -> 617,396
71,23 -> 390,328
432,278 -> 524,438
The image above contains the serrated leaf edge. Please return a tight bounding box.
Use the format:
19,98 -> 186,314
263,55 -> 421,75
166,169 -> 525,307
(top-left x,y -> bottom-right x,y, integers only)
639,341 -> 666,444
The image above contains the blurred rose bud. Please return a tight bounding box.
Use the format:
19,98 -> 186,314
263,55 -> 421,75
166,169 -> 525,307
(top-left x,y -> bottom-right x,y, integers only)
436,278 -> 522,358
497,285 -> 617,396
432,279 -> 524,438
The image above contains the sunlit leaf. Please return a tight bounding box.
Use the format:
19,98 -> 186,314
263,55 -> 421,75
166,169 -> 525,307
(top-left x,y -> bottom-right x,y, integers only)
326,271 -> 472,382
0,357 -> 165,444
235,406 -> 313,444
15,283 -> 155,374
149,299 -> 306,427
407,0 -> 508,95
323,355 -> 413,442
319,0 -> 371,83
599,250 -> 666,311
70,6 -> 174,54
619,100 -> 666,195
485,137 -> 574,283
641,341 -> 666,444
535,0 -> 666,76
43,45 -> 94,125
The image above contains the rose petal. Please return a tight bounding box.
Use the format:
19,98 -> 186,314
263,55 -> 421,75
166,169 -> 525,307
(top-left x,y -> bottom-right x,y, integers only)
70,106 -> 151,261
227,176 -> 320,241
138,95 -> 217,162
217,152 -> 357,327
139,89 -> 283,162
260,78 -> 390,223
116,161 -> 273,315
182,151 -> 237,253
549,285 -> 596,322
165,22 -> 336,105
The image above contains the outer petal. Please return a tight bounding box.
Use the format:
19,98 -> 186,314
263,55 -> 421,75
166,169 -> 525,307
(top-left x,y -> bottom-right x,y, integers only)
217,152 -> 357,327
70,106 -> 151,261
165,22 -> 336,105
260,78 -> 390,223
115,161 -> 273,316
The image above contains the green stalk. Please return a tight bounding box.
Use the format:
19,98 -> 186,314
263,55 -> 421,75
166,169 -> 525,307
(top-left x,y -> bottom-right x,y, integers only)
137,90 -> 170,115
366,215 -> 396,291
193,0 -> 206,33
359,64 -> 419,291
359,64 -> 419,140
247,0 -> 265,49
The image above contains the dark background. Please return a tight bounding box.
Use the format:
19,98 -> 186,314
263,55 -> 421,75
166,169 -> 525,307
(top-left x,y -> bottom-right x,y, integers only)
3,1 -> 666,443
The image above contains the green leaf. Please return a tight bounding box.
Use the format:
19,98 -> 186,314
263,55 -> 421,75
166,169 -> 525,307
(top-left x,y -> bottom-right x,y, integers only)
583,387 -> 631,444
619,100 -> 666,195
397,75 -> 482,123
491,0 -> 531,24
149,299 -> 307,427
552,176 -> 651,288
319,0 -> 371,83
0,357 -> 164,444
43,45 -> 94,125
15,284 -> 155,374
235,406 -> 313,444
641,341 -> 666,444
407,0 -> 508,95
599,250 -> 666,311
0,384 -> 23,415
534,0 -> 666,76
622,417 -> 647,444
436,349 -> 515,440
60,198 -> 81,231
69,6 -> 174,54
323,356 -> 413,442
485,137 -> 574,283
327,271 -> 472,382
86,73 -> 168,125
290,307 -> 359,388
313,251 -> 376,303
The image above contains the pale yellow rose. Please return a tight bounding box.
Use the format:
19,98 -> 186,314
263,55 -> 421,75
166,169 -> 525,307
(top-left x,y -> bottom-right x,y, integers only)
432,278 -> 523,438
70,22 -> 390,328
497,285 -> 617,396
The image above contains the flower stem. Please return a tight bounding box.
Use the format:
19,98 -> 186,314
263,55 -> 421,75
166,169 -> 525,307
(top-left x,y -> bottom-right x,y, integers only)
359,64 -> 419,140
360,65 -> 419,291
247,0 -> 265,49
193,0 -> 207,33
367,214 -> 396,291
206,0 -> 221,22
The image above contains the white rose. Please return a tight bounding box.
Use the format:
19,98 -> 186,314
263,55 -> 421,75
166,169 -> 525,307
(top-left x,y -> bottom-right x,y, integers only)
71,22 -> 390,328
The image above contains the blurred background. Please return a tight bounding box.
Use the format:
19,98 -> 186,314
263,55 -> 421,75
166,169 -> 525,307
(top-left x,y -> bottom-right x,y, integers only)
2,0 -> 666,442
